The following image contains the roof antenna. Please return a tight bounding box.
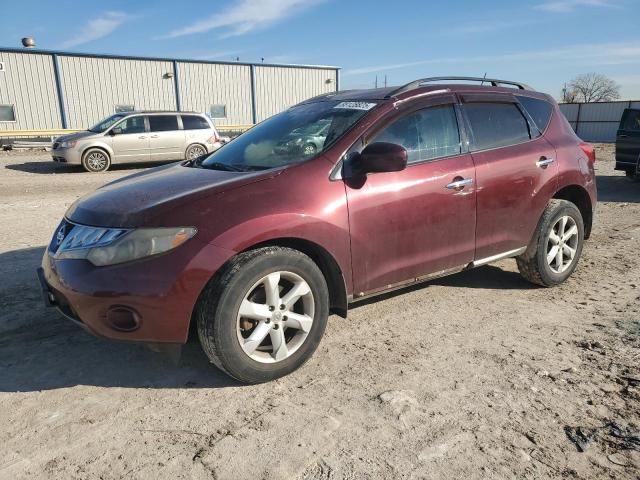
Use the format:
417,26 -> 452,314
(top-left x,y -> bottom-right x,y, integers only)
480,73 -> 487,85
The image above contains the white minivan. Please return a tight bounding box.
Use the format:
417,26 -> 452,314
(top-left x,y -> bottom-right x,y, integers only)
51,111 -> 224,172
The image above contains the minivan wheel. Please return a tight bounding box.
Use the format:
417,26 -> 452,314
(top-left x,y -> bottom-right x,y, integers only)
516,199 -> 584,287
186,144 -> 206,160
82,149 -> 111,172
196,246 -> 329,384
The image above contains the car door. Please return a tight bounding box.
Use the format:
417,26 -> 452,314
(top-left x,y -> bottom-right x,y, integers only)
345,99 -> 477,296
148,114 -> 186,161
460,94 -> 558,261
616,108 -> 640,171
109,115 -> 150,162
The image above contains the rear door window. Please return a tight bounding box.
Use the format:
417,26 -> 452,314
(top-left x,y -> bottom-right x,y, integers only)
517,96 -> 553,133
621,109 -> 640,131
182,115 -> 210,130
372,104 -> 461,164
149,115 -> 179,132
464,102 -> 531,151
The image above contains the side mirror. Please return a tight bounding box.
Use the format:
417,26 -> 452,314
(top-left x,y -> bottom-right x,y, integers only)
110,127 -> 122,136
351,142 -> 408,175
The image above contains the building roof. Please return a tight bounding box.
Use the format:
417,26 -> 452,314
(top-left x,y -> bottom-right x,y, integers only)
0,46 -> 340,71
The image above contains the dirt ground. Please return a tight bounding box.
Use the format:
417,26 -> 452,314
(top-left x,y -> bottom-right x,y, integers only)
0,145 -> 639,480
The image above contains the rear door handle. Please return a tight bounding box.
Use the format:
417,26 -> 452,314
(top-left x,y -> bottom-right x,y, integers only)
446,177 -> 473,190
536,157 -> 554,168
138,136 -> 147,139
150,135 -> 159,138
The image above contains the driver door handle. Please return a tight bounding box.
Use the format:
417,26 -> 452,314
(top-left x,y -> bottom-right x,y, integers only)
446,177 -> 473,190
536,157 -> 554,168
150,135 -> 159,138
138,135 -> 147,139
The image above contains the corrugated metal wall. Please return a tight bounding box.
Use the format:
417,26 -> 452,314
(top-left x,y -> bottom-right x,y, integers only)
0,51 -> 62,130
560,101 -> 640,142
59,56 -> 176,128
254,66 -> 338,122
0,49 -> 340,131
177,62 -> 252,125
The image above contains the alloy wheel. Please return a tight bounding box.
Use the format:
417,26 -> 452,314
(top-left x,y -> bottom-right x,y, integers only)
546,215 -> 579,274
87,151 -> 107,171
236,271 -> 315,363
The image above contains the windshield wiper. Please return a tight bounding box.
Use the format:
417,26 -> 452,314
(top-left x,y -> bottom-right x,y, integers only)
201,161 -> 248,172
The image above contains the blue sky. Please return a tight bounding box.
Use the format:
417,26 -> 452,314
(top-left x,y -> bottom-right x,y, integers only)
2,0 -> 639,99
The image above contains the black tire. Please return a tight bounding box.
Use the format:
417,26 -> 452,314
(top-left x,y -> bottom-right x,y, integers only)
186,144 -> 207,161
196,246 -> 329,384
516,199 -> 584,287
81,148 -> 111,172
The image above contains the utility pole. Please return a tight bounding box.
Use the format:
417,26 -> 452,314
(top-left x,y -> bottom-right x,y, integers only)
384,75 -> 387,88
375,75 -> 378,89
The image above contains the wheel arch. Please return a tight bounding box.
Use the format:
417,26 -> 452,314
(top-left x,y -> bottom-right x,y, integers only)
82,144 -> 112,161
552,184 -> 593,239
243,238 -> 349,319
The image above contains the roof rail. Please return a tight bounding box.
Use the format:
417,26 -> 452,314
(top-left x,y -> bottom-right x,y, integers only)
385,76 -> 533,98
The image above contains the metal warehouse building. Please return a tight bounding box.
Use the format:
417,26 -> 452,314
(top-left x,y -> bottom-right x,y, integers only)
0,48 -> 340,132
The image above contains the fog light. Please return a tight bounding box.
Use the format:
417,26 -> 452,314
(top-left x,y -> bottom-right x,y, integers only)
106,306 -> 141,332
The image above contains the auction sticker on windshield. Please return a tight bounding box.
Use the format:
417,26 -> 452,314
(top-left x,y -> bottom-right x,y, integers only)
334,102 -> 377,111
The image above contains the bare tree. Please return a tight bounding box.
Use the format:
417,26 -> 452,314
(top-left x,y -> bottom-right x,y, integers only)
563,73 -> 621,103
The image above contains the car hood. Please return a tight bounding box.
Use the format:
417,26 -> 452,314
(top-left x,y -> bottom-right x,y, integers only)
56,130 -> 96,142
66,163 -> 275,228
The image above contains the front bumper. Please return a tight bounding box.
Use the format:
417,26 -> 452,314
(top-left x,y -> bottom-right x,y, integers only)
38,237 -> 235,344
51,147 -> 82,164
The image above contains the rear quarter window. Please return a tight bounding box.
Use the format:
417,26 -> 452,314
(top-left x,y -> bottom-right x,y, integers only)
517,96 -> 553,133
464,102 -> 531,151
182,115 -> 210,130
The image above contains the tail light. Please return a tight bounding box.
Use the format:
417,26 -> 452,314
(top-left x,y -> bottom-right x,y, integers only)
579,142 -> 596,163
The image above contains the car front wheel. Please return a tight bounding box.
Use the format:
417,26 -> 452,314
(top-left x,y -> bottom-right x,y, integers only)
517,199 -> 585,287
82,149 -> 111,172
196,246 -> 329,384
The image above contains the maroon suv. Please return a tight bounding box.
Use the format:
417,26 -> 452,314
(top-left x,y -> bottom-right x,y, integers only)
39,77 -> 597,383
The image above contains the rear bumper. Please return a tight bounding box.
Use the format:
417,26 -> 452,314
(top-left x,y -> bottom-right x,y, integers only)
38,239 -> 235,344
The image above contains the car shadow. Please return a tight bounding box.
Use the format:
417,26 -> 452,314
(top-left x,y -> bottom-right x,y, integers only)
596,174 -> 640,203
0,246 -> 239,392
4,160 -> 180,175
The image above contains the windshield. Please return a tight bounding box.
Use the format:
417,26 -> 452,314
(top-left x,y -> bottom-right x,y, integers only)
197,100 -> 376,171
89,114 -> 127,133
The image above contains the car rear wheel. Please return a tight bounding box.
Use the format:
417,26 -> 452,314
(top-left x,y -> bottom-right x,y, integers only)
516,199 -> 584,287
196,246 -> 329,384
186,144 -> 206,160
81,149 -> 111,172
303,143 -> 317,155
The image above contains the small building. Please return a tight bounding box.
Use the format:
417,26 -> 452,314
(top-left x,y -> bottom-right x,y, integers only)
0,48 -> 340,132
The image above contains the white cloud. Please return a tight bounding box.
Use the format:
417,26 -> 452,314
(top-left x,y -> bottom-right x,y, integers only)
165,0 -> 324,39
535,0 -> 618,13
343,41 -> 640,76
60,12 -> 131,49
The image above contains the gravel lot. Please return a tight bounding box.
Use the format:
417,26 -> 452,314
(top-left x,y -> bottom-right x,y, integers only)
0,145 -> 639,479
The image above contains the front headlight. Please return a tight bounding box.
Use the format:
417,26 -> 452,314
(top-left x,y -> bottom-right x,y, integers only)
60,140 -> 77,148
55,225 -> 197,266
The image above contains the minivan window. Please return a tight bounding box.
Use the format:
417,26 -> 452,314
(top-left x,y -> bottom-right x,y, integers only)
372,105 -> 461,164
149,115 -> 179,132
464,102 -> 531,151
197,100 -> 374,171
517,96 -> 553,133
182,115 -> 210,130
115,116 -> 145,134
89,113 -> 126,133
621,109 -> 640,131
